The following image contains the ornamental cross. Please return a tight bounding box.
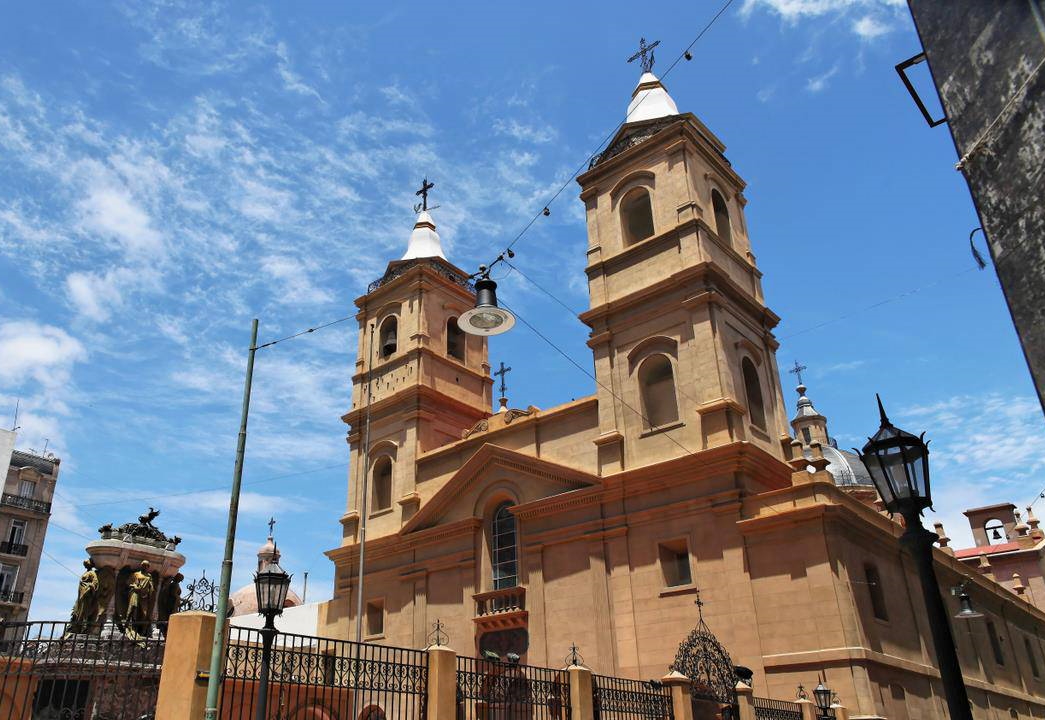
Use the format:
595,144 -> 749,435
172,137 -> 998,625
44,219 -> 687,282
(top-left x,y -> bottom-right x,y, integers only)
415,177 -> 435,212
788,360 -> 807,385
694,591 -> 704,618
627,37 -> 660,74
268,517 -> 276,537
494,361 -> 512,399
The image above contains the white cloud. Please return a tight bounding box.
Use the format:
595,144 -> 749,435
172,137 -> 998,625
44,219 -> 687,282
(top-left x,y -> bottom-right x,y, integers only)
853,15 -> 892,39
260,254 -> 334,305
275,41 -> 323,102
806,64 -> 840,93
76,186 -> 164,257
0,321 -> 86,390
493,118 -> 557,144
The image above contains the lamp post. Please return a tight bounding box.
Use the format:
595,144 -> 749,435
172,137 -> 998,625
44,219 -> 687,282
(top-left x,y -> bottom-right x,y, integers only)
812,680 -> 832,719
254,559 -> 292,720
857,395 -> 972,720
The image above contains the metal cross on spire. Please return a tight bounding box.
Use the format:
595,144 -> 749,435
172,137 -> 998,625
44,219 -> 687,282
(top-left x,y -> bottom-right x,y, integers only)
788,360 -> 808,386
627,37 -> 660,74
415,177 -> 435,212
267,516 -> 276,537
494,361 -> 512,399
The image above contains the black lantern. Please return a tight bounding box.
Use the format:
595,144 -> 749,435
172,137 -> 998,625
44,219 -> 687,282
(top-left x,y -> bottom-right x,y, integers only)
858,395 -> 931,517
253,560 -> 292,720
254,560 -> 292,619
459,274 -> 515,336
812,680 -> 832,717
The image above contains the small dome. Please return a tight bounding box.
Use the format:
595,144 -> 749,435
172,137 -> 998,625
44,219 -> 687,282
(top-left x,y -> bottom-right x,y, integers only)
402,210 -> 446,260
229,583 -> 303,617
804,444 -> 874,487
627,72 -> 679,123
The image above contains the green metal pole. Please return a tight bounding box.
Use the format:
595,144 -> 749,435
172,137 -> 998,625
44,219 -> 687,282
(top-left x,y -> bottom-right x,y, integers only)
204,318 -> 259,720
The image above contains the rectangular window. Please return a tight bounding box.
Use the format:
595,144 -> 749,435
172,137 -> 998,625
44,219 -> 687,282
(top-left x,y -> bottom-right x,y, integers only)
659,540 -> 693,588
864,564 -> 889,621
1025,637 -> 1040,679
18,480 -> 36,498
987,620 -> 1005,665
365,599 -> 384,637
802,427 -> 812,444
0,563 -> 17,593
8,520 -> 26,545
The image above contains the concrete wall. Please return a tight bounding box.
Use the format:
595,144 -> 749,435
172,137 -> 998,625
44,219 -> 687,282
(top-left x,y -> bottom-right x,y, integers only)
907,0 -> 1045,414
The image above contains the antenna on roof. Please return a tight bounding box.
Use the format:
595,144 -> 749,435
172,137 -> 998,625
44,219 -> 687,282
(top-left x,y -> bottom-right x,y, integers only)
11,399 -> 20,431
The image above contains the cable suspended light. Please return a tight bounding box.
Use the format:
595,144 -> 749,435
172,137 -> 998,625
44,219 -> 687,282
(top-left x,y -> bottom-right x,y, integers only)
459,267 -> 515,336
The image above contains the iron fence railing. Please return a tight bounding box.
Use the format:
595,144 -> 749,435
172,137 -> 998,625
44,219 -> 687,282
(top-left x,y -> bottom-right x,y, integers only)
221,626 -> 428,720
457,655 -> 570,720
0,620 -> 164,720
752,696 -> 803,720
0,493 -> 51,514
0,541 -> 29,557
592,675 -> 673,720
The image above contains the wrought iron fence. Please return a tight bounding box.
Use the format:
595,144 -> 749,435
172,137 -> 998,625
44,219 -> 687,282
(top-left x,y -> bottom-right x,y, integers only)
592,675 -> 672,720
752,696 -> 803,720
0,620 -> 164,720
221,626 -> 428,720
456,655 -> 570,720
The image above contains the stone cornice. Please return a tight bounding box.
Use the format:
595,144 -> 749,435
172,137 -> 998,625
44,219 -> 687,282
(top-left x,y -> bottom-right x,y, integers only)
580,256 -> 780,333
342,382 -> 489,429
354,258 -> 475,309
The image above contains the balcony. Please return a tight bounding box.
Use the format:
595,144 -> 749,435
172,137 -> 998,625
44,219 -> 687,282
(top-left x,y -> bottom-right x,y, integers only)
0,541 -> 28,557
473,586 -> 527,631
1,493 -> 51,514
0,589 -> 25,605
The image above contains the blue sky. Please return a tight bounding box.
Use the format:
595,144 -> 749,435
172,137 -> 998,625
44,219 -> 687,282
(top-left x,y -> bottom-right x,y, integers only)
2,0 -> 1042,621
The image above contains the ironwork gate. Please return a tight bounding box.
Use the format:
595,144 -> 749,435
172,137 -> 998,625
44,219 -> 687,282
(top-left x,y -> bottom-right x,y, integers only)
0,621 -> 164,720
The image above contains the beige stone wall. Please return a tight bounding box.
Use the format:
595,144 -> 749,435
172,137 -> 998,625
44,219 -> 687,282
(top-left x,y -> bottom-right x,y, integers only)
1,456 -> 58,623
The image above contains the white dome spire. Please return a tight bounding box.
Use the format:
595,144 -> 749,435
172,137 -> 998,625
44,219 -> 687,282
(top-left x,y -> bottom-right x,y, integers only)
626,72 -> 679,123
402,210 -> 446,260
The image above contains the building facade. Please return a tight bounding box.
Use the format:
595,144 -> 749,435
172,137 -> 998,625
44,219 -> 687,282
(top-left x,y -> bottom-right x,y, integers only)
0,434 -> 59,623
320,70 -> 1045,718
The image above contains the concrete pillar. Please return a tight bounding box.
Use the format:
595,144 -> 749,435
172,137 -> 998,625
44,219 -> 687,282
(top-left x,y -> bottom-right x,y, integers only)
796,697 -> 817,720
734,682 -> 755,720
568,665 -> 595,720
155,611 -> 217,720
427,644 -> 457,720
661,671 -> 694,720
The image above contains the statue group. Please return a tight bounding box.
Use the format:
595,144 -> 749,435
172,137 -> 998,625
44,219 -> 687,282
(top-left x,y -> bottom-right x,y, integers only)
67,558 -> 185,639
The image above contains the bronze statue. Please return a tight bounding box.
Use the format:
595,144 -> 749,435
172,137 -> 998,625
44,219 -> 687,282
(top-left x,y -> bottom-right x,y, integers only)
66,559 -> 99,635
138,507 -> 160,527
123,560 -> 155,640
156,573 -> 183,636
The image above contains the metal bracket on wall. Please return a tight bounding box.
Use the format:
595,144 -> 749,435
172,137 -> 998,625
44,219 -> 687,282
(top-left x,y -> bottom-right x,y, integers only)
895,52 -> 947,128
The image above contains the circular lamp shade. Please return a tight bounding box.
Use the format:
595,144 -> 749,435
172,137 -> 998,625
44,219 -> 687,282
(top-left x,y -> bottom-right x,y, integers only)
254,561 -> 292,617
459,278 -> 515,336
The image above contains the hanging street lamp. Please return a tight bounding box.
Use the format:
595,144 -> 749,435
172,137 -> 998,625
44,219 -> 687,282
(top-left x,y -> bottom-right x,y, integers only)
253,559 -> 293,720
812,679 -> 832,719
459,269 -> 515,336
857,395 -> 973,720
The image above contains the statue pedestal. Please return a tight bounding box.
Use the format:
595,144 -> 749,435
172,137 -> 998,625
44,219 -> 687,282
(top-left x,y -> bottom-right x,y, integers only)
85,534 -> 186,626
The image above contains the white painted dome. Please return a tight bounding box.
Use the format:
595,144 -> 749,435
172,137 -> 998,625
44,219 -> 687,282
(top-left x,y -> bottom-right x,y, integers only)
626,72 -> 679,123
402,210 -> 446,260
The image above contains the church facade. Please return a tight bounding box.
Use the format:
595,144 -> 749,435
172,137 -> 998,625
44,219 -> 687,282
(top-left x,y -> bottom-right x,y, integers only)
319,70 -> 1045,719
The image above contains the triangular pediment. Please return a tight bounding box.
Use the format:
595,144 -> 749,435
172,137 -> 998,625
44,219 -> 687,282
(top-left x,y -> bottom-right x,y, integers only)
402,443 -> 600,534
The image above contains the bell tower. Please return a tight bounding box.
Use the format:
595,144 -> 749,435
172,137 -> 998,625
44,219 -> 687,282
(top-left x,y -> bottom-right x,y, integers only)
339,202 -> 492,543
577,56 -> 789,474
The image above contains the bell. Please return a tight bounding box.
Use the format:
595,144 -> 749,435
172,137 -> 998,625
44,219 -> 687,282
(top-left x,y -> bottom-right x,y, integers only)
459,277 -> 516,337
992,528 -> 1003,540
381,326 -> 397,356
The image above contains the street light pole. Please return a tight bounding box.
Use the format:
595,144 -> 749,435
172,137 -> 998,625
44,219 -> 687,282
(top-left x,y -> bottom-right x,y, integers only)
857,395 -> 972,720
256,613 -> 277,720
899,508 -> 973,720
204,318 -> 259,720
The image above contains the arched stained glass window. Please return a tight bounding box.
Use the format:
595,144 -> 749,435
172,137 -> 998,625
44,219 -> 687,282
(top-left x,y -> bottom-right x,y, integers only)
492,503 -> 518,590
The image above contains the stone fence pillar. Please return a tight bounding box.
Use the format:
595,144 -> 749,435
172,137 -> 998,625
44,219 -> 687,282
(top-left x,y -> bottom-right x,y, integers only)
661,671 -> 695,720
567,664 -> 595,720
734,682 -> 755,720
155,611 -> 216,720
426,644 -> 457,720
796,697 -> 817,720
